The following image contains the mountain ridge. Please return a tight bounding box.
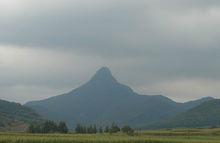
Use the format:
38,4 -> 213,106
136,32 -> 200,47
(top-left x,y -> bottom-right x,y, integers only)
25,67 -> 215,129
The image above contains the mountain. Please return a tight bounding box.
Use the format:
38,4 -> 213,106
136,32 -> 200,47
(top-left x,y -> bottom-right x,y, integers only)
145,99 -> 220,129
0,99 -> 42,131
182,97 -> 215,110
25,67 -> 213,128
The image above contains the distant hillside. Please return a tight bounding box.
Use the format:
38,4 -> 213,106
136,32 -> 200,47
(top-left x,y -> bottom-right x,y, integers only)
25,67 -> 213,129
182,97 -> 215,110
145,99 -> 220,129
0,99 -> 42,131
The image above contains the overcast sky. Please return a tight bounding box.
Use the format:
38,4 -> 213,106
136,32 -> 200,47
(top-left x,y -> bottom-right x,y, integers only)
0,0 -> 219,103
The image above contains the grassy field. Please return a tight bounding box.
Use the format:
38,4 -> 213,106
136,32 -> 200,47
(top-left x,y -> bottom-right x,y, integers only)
0,128 -> 220,143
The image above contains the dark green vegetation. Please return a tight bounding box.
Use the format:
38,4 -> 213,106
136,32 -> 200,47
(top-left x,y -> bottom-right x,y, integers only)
28,120 -> 68,134
0,99 -> 42,131
75,123 -> 98,134
1,128 -> 220,143
121,125 -> 134,135
25,67 -> 214,129
147,99 -> 220,129
74,123 -> 133,135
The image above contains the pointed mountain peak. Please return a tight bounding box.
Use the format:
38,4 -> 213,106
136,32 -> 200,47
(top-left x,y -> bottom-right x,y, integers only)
89,67 -> 117,83
96,67 -> 112,76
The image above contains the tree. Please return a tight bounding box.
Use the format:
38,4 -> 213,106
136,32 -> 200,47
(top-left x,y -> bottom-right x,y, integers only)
99,126 -> 103,133
87,125 -> 93,134
42,120 -> 58,133
104,126 -> 109,133
58,121 -> 68,133
28,120 -> 69,134
28,123 -> 43,133
28,124 -> 35,133
93,125 -> 97,134
82,126 -> 87,134
110,122 -> 120,133
75,123 -> 83,133
121,125 -> 134,135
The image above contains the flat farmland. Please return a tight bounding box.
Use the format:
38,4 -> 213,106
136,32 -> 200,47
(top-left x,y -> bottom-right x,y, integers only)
1,128 -> 220,143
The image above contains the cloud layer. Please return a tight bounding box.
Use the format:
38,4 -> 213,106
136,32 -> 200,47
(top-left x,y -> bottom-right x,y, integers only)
0,0 -> 219,103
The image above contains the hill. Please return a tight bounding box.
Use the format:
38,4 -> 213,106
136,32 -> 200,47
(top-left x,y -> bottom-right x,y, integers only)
0,99 -> 42,131
146,99 -> 220,129
182,97 -> 215,110
25,67 -> 213,128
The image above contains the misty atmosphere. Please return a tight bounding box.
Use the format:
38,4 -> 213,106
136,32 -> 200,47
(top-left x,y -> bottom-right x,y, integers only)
0,0 -> 220,143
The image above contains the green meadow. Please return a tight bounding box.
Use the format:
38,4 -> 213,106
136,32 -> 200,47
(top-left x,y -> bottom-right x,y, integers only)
1,128 -> 220,143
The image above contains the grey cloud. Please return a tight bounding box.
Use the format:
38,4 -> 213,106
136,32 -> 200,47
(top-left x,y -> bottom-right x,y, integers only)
0,0 -> 220,103
1,0 -> 220,52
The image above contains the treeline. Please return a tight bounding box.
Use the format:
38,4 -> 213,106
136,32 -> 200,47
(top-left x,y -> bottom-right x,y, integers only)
75,123 -> 134,135
28,121 -> 134,135
28,120 -> 68,134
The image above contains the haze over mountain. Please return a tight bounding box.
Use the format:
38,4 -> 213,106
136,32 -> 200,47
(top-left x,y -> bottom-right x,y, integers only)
0,99 -> 42,131
25,67 -> 214,128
